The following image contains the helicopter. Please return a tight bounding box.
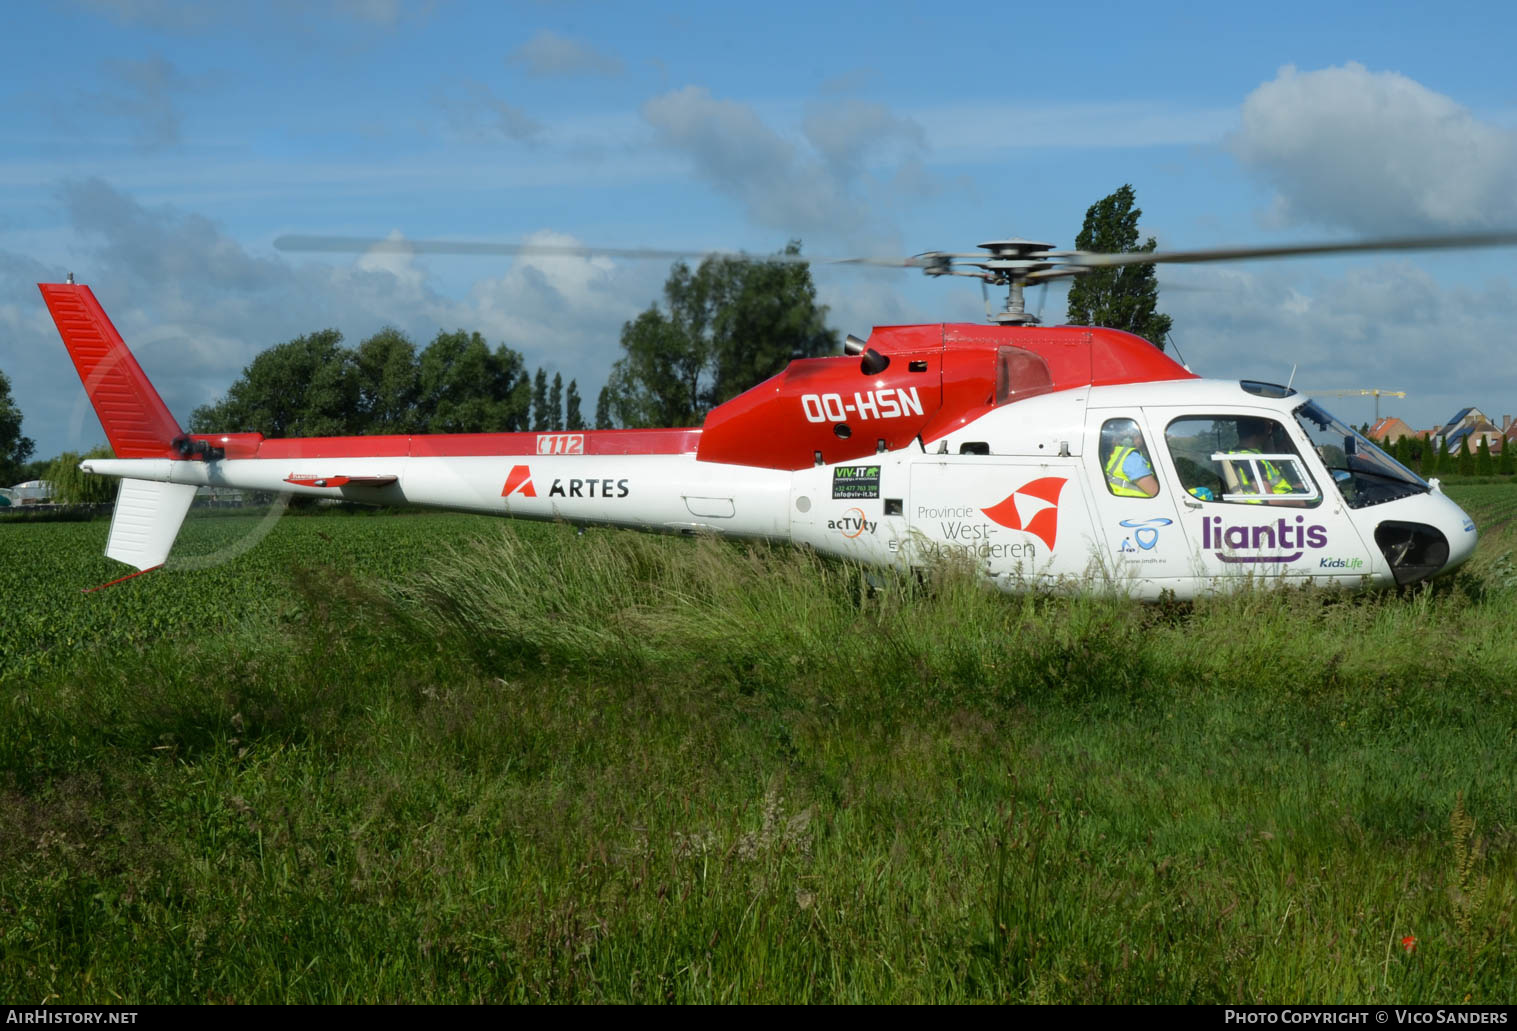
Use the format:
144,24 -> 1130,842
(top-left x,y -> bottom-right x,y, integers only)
41,229 -> 1517,598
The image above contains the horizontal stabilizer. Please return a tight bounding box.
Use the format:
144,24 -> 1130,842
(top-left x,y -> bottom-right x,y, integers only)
283,474 -> 398,488
106,478 -> 198,571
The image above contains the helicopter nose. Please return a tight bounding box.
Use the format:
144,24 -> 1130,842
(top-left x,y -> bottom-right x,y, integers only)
1443,507 -> 1478,572
1370,494 -> 1476,586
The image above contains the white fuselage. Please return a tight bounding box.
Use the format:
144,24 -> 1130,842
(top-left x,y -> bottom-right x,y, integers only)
82,379 -> 1478,599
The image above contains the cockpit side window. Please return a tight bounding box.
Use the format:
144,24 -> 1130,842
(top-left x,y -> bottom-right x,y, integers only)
1164,416 -> 1321,506
994,346 -> 1054,406
1100,418 -> 1160,498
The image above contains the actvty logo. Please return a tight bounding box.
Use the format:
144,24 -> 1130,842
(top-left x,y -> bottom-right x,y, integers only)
828,507 -> 876,538
981,477 -> 1067,551
1118,517 -> 1172,553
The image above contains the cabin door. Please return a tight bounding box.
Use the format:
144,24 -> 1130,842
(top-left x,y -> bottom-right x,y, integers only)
1083,409 -> 1193,588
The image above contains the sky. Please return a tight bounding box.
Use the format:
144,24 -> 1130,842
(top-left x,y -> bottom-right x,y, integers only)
4,0 -> 1517,460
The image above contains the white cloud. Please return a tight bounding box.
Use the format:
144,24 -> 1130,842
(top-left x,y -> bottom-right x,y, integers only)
3,181 -> 666,456
95,56 -> 191,150
1230,63 -> 1517,233
439,82 -> 544,143
802,99 -> 925,180
331,0 -> 403,26
75,0 -> 223,31
1163,261 -> 1517,432
76,0 -> 424,30
640,86 -> 925,249
916,100 -> 1234,156
461,231 -> 665,373
507,31 -> 624,78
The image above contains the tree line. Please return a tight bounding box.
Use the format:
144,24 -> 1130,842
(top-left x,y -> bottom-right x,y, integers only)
182,198 -> 1169,442
6,188 -> 1175,496
1389,432 -> 1516,477
186,241 -> 841,440
188,328 -> 586,439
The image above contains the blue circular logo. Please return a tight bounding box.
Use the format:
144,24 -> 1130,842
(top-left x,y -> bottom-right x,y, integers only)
1119,517 -> 1173,551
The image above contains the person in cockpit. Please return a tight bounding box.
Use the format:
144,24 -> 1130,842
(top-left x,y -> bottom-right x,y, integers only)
1102,419 -> 1159,497
1229,417 -> 1295,499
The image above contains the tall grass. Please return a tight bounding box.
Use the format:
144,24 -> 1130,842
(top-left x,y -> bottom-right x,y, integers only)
1,491 -> 1514,1002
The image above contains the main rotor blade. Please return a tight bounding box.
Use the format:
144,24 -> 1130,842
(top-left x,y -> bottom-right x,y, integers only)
1067,229 -> 1517,269
273,234 -> 918,268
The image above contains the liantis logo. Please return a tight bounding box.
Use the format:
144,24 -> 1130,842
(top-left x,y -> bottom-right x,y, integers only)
981,477 -> 1067,551
1202,514 -> 1328,564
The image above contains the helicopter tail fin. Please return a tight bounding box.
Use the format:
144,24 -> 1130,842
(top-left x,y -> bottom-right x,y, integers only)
38,282 -> 184,458
101,477 -> 198,573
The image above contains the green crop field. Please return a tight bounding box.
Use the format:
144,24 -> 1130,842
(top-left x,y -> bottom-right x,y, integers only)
1,488 -> 1515,1003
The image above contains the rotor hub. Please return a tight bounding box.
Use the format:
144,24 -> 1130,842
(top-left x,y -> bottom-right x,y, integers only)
915,239 -> 1067,325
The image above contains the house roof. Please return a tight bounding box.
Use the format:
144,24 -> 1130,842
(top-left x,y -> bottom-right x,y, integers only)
1439,406 -> 1488,438
1368,416 -> 1414,440
1446,424 -> 1503,452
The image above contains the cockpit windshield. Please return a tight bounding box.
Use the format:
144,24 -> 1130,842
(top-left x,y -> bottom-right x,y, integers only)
1293,401 -> 1429,509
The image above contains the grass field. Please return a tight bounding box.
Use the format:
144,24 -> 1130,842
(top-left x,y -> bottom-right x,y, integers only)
1,488 -> 1514,1003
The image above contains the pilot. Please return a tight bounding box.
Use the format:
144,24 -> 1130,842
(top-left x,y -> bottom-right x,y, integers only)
1103,420 -> 1159,497
1230,418 -> 1295,499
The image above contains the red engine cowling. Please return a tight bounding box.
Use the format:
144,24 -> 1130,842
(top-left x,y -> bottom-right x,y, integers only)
696,323 -> 1192,471
697,325 -> 943,469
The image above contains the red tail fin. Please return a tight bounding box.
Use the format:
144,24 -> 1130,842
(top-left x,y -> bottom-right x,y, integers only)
39,283 -> 183,458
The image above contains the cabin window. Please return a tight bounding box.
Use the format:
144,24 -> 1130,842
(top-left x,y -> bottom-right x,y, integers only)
1163,416 -> 1321,506
1100,418 -> 1160,498
994,346 -> 1054,405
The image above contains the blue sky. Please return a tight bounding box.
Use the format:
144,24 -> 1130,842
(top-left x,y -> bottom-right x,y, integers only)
5,0 -> 1517,460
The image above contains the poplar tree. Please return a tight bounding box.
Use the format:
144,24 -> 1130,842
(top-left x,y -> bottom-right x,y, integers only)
1066,184 -> 1172,350
1394,434 -> 1412,469
532,369 -> 549,432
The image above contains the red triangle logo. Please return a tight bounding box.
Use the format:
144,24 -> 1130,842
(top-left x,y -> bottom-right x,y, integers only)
501,464 -> 536,497
981,476 -> 1067,551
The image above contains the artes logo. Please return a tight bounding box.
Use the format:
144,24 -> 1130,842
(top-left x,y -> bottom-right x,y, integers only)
981,477 -> 1067,551
501,464 -> 536,498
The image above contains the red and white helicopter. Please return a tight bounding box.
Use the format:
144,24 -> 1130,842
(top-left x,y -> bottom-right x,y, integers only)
41,232 -> 1517,598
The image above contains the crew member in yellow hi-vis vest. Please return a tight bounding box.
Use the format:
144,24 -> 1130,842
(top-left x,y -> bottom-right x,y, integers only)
1101,419 -> 1159,497
1230,418 -> 1296,500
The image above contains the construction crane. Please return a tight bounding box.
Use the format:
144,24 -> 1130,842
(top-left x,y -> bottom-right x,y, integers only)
1305,388 -> 1407,425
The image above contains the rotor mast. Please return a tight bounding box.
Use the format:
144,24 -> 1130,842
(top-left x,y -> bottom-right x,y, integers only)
917,239 -> 1081,325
